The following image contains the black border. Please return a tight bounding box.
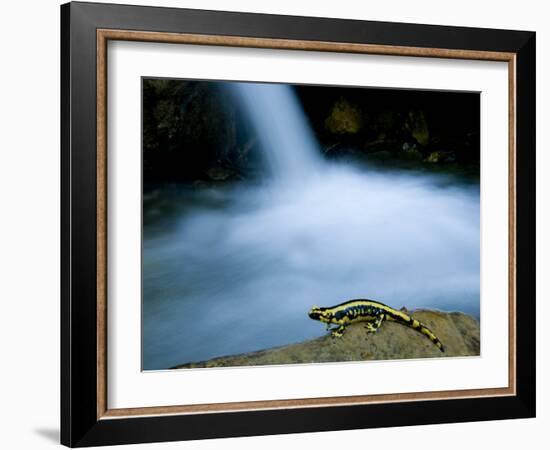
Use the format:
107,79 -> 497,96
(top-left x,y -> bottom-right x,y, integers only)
61,2 -> 536,447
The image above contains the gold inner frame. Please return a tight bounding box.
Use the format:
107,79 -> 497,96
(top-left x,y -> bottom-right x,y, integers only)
96,29 -> 517,420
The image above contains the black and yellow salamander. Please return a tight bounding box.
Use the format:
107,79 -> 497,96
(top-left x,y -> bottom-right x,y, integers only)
308,299 -> 445,352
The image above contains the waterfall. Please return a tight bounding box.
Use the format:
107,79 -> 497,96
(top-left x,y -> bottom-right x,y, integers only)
229,82 -> 321,181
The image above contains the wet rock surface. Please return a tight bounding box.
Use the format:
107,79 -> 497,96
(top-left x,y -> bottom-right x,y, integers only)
173,309 -> 480,369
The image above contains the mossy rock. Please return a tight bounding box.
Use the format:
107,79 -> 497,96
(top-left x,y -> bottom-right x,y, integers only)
407,110 -> 430,146
324,98 -> 364,135
425,151 -> 454,163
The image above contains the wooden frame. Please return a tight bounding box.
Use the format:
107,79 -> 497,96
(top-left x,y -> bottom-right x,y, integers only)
61,1 -> 535,447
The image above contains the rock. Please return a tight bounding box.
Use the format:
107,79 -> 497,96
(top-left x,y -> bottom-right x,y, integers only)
406,110 -> 430,146
173,309 -> 480,369
323,142 -> 345,154
206,166 -> 234,181
143,79 -> 241,181
236,137 -> 257,163
425,151 -> 452,163
324,98 -> 364,135
374,111 -> 399,133
366,150 -> 393,161
401,142 -> 423,160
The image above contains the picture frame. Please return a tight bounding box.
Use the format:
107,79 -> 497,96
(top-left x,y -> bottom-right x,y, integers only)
60,1 -> 536,447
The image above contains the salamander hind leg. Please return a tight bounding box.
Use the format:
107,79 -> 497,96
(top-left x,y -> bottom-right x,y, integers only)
364,322 -> 378,333
365,314 -> 385,333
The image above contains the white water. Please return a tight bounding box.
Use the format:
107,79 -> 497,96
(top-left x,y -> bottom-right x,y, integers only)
229,83 -> 321,181
143,82 -> 480,370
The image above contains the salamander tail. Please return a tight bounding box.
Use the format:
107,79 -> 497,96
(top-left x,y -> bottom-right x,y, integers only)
403,316 -> 445,352
417,323 -> 445,352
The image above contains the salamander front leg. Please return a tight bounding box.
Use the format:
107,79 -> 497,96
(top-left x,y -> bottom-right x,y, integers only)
374,314 -> 385,330
331,324 -> 347,338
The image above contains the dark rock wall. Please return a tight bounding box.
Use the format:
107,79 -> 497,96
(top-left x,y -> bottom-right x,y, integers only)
143,79 -> 263,184
143,79 -> 480,185
295,85 -> 480,165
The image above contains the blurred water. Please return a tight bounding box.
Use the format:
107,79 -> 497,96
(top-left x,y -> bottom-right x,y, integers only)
143,166 -> 479,369
142,82 -> 479,370
228,83 -> 321,182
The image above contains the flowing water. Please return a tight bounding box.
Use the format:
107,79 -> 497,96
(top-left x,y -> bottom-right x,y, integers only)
143,83 -> 480,370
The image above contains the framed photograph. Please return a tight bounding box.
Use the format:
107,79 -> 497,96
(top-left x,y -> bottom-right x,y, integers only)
61,1 -> 535,447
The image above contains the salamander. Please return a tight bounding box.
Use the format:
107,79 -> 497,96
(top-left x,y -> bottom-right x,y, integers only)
308,299 -> 445,352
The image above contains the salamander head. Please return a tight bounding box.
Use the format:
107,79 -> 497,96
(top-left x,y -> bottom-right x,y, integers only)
308,305 -> 334,324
